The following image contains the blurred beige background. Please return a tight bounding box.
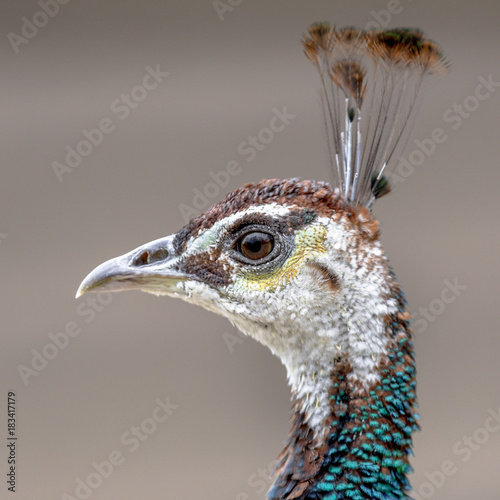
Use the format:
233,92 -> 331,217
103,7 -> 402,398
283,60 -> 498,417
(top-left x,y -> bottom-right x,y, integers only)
1,1 -> 499,499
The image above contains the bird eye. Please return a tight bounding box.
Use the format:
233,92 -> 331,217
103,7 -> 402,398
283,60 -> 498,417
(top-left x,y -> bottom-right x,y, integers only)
238,232 -> 274,261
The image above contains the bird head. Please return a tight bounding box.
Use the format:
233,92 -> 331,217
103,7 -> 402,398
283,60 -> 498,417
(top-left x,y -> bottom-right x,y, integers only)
78,178 -> 397,430
76,22 -> 446,497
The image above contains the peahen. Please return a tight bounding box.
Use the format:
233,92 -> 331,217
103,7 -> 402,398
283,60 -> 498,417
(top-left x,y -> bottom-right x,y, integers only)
77,24 -> 448,499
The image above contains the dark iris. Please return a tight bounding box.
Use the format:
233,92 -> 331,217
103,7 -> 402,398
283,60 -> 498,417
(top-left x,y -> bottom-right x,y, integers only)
239,232 -> 274,260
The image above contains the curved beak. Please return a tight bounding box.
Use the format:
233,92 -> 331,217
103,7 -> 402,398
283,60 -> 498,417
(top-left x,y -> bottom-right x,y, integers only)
76,235 -> 189,298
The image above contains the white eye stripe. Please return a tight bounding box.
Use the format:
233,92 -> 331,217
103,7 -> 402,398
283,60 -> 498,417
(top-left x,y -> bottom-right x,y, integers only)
185,204 -> 294,256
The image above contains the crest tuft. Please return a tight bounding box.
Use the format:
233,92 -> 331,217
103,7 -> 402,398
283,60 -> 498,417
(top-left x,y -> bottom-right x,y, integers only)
303,23 -> 449,207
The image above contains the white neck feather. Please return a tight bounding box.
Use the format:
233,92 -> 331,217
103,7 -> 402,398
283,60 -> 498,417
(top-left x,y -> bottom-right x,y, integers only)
229,247 -> 397,433
180,215 -> 398,434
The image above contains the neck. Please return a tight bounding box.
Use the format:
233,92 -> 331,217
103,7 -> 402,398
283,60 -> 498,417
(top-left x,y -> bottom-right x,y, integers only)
268,277 -> 418,500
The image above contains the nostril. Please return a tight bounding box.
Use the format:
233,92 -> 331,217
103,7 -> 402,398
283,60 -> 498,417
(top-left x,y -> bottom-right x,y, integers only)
133,251 -> 150,267
132,248 -> 169,267
148,248 -> 169,264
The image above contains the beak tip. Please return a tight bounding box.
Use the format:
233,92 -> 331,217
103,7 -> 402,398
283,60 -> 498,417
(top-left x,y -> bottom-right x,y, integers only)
76,259 -> 116,299
75,282 -> 87,299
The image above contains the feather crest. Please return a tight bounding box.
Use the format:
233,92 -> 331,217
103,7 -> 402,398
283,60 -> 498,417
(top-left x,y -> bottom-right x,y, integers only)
303,24 -> 449,207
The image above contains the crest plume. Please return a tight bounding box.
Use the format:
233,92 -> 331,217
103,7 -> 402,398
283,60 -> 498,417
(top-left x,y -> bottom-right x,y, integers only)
303,23 -> 449,207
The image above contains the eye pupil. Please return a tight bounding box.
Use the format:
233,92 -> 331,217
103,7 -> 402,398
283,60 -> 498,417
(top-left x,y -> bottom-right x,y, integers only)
245,235 -> 263,254
239,232 -> 274,260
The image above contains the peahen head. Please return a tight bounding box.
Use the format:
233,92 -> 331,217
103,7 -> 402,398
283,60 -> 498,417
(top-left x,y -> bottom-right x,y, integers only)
77,179 -> 393,415
77,178 -> 416,498
77,24 -> 448,500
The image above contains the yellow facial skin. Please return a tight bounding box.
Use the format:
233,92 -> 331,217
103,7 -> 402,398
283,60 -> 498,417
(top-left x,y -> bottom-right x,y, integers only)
236,224 -> 328,292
